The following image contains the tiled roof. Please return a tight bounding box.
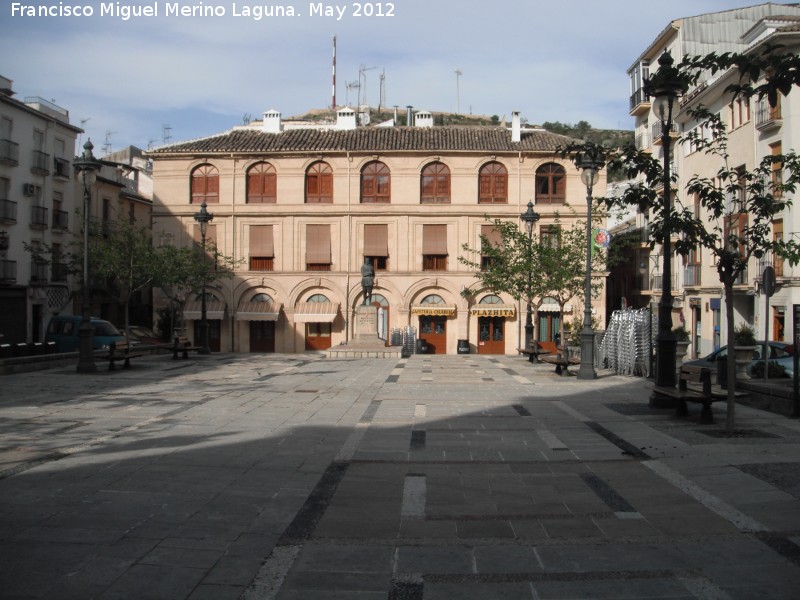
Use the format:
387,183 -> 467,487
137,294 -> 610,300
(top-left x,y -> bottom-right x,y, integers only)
148,126 -> 578,156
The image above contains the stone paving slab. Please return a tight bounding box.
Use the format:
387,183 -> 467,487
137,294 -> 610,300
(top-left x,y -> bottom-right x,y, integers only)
1,353 -> 800,599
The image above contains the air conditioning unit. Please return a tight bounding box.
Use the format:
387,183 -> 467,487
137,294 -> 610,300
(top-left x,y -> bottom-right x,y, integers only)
23,183 -> 36,196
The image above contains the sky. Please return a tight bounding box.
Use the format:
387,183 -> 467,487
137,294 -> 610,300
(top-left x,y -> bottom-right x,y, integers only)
0,0 -> 788,154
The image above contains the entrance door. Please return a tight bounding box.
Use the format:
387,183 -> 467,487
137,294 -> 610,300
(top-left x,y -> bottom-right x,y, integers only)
193,320 -> 221,352
419,315 -> 446,354
538,313 -> 561,354
478,316 -> 505,354
250,321 -> 275,352
305,323 -> 332,350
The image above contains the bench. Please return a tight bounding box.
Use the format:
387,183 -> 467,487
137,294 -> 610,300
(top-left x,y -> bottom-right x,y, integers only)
540,349 -> 580,375
653,364 -> 725,424
106,340 -> 143,371
517,341 -> 552,363
173,335 -> 203,360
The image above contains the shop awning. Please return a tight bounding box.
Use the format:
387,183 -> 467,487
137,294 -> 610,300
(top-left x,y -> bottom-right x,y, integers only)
235,301 -> 281,321
538,303 -> 573,313
411,304 -> 457,317
470,304 -> 516,317
294,302 -> 339,323
183,300 -> 226,320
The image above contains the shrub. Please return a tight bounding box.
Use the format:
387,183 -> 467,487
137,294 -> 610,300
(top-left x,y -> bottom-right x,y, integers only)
733,322 -> 756,346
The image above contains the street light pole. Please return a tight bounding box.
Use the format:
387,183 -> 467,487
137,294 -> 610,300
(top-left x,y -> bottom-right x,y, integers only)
575,147 -> 605,380
644,52 -> 688,390
193,201 -> 214,355
520,201 -> 540,349
73,140 -> 101,373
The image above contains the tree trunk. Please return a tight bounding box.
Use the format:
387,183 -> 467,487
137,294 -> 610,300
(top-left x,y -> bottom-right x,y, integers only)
724,277 -> 736,435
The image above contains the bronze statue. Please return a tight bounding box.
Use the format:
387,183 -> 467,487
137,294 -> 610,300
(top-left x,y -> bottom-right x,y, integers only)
360,258 -> 374,305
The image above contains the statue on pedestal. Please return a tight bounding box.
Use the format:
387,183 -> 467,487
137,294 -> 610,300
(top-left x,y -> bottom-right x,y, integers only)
360,258 -> 374,305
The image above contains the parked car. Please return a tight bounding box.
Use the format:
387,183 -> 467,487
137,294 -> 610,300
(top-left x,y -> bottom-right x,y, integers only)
683,341 -> 794,378
123,326 -> 161,346
45,316 -> 125,353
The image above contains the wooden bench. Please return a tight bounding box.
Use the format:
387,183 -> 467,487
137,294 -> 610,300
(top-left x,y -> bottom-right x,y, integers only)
106,340 -> 143,371
540,349 -> 580,375
653,364 -> 725,424
517,342 -> 552,363
173,335 -> 203,360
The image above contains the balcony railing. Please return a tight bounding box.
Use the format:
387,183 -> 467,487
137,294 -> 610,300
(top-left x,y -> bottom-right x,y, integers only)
31,150 -> 50,174
733,265 -> 749,286
755,99 -> 782,130
0,198 -> 17,224
30,205 -> 48,229
684,264 -> 702,287
52,209 -> 68,230
629,88 -> 650,112
30,260 -> 48,283
0,260 -> 16,285
633,274 -> 651,291
651,273 -> 677,290
635,132 -> 651,150
0,138 -> 19,165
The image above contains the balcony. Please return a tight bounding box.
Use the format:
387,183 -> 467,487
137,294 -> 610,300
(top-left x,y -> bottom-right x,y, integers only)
629,88 -> 651,116
0,198 -> 17,224
684,264 -> 702,287
30,205 -> 48,230
651,273 -> 677,290
0,138 -> 19,165
733,265 -> 749,286
635,132 -> 652,151
633,274 -> 651,291
53,157 -> 71,179
30,260 -> 48,284
51,262 -> 69,282
755,99 -> 781,132
651,121 -> 680,145
31,150 -> 50,175
52,209 -> 68,230
0,260 -> 16,285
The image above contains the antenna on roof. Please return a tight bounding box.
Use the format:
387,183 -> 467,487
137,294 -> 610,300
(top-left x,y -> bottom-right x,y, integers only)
331,35 -> 337,109
242,113 -> 252,125
455,68 -> 462,115
358,64 -> 376,109
78,117 -> 90,145
346,80 -> 360,107
162,124 -> 172,144
379,69 -> 386,112
102,130 -> 116,156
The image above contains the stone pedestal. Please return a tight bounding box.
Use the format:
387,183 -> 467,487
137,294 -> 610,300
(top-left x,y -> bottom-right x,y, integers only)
327,305 -> 403,358
354,305 -> 378,341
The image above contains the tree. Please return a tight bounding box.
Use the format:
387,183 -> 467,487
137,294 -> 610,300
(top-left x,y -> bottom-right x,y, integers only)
155,242 -> 238,336
603,46 -> 800,433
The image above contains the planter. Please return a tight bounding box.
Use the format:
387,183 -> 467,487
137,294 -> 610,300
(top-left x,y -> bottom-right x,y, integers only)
675,341 -> 690,367
733,345 -> 756,379
567,345 -> 581,361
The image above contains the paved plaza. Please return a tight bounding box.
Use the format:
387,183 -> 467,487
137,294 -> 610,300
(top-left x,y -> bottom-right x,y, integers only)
1,353 -> 800,599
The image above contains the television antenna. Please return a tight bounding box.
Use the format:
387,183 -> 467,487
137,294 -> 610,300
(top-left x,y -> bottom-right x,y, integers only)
102,130 -> 116,156
346,80 -> 360,107
358,64 -> 376,108
455,68 -> 462,115
162,124 -> 172,144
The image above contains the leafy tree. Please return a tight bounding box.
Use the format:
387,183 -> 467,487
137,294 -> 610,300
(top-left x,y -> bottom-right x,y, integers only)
602,46 -> 800,433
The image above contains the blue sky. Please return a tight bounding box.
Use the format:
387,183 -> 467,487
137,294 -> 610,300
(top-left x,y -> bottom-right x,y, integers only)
0,0 -> 785,154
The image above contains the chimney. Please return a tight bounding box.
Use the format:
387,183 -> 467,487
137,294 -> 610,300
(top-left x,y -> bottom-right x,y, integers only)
336,107 -> 357,129
415,110 -> 433,128
262,109 -> 282,133
406,105 -> 414,127
511,111 -> 521,143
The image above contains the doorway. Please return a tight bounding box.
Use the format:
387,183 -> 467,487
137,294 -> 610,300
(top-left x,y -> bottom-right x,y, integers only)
250,321 -> 275,352
477,316 -> 505,354
419,315 -> 446,354
538,313 -> 561,354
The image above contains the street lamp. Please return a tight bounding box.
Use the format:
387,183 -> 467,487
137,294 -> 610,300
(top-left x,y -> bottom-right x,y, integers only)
644,51 -> 689,390
576,147 -> 605,380
520,201 -> 540,349
73,139 -> 101,373
193,200 -> 214,355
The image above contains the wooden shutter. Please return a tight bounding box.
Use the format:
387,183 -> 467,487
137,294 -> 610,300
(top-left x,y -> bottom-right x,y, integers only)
250,225 -> 274,257
306,224 -> 331,263
364,224 -> 388,256
422,224 -> 448,254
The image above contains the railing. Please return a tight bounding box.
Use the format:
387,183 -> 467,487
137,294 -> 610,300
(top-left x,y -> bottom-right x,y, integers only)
30,205 -> 48,229
733,265 -> 748,286
0,260 -> 16,284
52,209 -> 68,230
755,98 -> 781,129
684,264 -> 701,287
0,198 -> 17,223
629,88 -> 649,112
633,274 -> 651,291
651,273 -> 677,290
31,150 -> 50,174
30,260 -> 48,283
0,138 -> 19,164
635,132 -> 651,150
53,157 -> 71,179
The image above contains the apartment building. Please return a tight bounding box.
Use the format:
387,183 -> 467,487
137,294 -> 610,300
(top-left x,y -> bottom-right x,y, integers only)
147,109 -> 606,355
623,3 -> 800,359
0,75 -> 82,345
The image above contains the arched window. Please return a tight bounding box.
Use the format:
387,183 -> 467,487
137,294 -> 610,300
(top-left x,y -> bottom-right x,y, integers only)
306,161 -> 333,203
247,162 -> 276,203
191,164 -> 219,204
421,294 -> 445,305
479,162 -> 508,204
252,293 -> 273,303
361,161 -> 391,203
308,293 -> 329,303
535,163 -> 566,204
421,162 -> 450,204
480,294 -> 503,305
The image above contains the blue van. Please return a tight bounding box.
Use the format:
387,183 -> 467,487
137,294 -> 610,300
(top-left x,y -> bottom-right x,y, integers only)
45,316 -> 125,353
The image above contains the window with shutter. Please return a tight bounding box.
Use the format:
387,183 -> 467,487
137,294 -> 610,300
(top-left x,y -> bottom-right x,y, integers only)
247,162 -> 277,203
479,162 -> 508,204
421,162 -> 450,204
361,161 -> 391,203
306,161 -> 333,203
535,163 -> 566,204
191,164 -> 219,204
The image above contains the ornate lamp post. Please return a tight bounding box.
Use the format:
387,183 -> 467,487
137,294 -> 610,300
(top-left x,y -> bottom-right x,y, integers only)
193,201 -> 214,355
73,140 -> 101,373
520,201 -> 541,349
644,52 -> 688,389
575,147 -> 605,380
